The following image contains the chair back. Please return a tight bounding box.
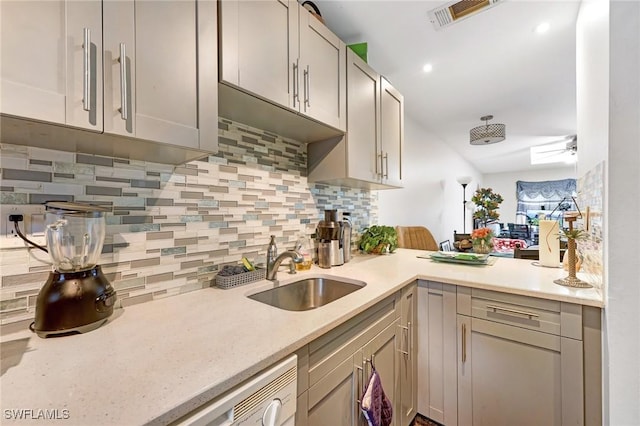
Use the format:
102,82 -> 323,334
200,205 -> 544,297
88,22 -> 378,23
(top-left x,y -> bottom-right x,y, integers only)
396,226 -> 439,251
514,247 -> 540,260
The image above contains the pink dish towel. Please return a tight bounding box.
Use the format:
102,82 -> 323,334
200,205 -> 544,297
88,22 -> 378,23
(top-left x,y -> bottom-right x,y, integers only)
360,367 -> 393,426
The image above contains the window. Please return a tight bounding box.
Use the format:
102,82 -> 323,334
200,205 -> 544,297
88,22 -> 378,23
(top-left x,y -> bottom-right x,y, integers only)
516,179 -> 576,224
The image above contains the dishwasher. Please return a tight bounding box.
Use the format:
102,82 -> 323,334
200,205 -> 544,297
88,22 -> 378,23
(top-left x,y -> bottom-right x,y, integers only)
174,355 -> 297,426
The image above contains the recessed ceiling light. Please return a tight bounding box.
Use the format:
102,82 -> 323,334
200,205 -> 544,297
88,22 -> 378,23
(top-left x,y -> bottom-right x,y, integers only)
534,22 -> 550,34
422,63 -> 433,73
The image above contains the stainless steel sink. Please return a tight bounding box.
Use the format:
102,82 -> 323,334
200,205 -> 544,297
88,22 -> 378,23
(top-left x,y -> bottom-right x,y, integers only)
247,277 -> 366,311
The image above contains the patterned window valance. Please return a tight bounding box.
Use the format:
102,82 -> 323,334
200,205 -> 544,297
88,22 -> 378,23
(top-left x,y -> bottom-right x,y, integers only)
516,179 -> 576,220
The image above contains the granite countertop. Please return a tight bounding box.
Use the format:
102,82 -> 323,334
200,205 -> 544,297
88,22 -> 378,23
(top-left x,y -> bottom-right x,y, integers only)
0,249 -> 603,425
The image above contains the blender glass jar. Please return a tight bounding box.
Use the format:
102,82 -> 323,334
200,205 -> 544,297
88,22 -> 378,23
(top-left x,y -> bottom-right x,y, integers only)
45,202 -> 109,271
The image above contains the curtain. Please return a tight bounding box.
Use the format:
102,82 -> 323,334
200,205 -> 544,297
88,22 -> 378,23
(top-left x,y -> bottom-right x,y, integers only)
516,179 -> 576,223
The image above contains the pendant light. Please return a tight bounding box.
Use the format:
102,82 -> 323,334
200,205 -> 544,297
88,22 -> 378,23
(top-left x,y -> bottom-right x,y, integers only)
470,115 -> 506,145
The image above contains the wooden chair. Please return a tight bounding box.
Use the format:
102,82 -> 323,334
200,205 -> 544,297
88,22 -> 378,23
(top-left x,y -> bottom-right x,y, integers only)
396,226 -> 439,251
514,247 -> 540,260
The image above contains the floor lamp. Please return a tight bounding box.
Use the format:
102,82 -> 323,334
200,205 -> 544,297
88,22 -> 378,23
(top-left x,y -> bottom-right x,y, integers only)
456,176 -> 472,233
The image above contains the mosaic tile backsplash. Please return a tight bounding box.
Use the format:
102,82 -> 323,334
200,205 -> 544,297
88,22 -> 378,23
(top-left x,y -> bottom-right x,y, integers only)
0,119 -> 378,325
576,161 -> 605,289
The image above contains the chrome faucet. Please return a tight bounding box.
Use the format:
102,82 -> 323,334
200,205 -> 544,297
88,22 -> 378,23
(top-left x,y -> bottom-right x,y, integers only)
267,251 -> 303,281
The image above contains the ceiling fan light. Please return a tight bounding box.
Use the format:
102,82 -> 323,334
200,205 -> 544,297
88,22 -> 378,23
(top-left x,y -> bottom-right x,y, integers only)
470,115 -> 506,145
530,140 -> 578,165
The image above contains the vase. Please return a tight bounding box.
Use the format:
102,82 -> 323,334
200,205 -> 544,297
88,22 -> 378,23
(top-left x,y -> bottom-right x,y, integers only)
472,239 -> 492,254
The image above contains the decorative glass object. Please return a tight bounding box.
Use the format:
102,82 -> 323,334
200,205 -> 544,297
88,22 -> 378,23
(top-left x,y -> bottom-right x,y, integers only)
471,227 -> 494,254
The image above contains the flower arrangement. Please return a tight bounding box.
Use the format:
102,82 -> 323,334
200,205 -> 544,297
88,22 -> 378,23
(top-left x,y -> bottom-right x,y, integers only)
471,187 -> 503,227
471,227 -> 494,254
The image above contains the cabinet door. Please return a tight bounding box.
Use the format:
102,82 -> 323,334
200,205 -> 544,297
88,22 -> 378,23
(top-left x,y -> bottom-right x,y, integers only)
220,0 -> 296,110
363,320 -> 400,426
418,282 -> 458,425
298,6 -> 346,131
1,0 -> 102,131
380,77 -> 404,187
133,0 -> 200,148
307,350 -> 362,426
103,0 -> 135,136
399,283 -> 417,426
457,315 -> 573,426
346,49 -> 380,183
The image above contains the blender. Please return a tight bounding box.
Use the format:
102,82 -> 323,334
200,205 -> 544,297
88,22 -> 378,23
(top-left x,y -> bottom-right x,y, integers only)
31,201 -> 117,338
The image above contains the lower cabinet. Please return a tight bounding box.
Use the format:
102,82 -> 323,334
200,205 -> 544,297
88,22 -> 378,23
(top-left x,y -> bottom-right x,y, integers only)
296,283 -> 417,426
418,282 -> 602,426
398,282 -> 418,425
417,281 -> 458,425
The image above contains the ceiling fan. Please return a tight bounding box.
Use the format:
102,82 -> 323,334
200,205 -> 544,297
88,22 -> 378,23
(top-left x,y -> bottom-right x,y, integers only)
530,135 -> 577,165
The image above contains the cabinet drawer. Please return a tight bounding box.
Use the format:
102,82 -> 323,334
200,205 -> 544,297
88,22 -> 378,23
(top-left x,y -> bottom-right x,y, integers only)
307,293 -> 398,387
471,288 -> 561,336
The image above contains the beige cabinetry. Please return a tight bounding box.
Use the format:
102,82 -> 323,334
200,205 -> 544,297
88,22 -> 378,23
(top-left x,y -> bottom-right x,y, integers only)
398,282 -> 418,426
219,0 -> 346,140
298,7 -> 346,130
418,283 -> 601,426
456,287 -> 601,426
380,77 -> 404,187
308,49 -> 404,189
1,0 -> 103,131
296,287 -> 419,426
1,0 -> 217,164
417,281 -> 458,425
103,0 -> 217,151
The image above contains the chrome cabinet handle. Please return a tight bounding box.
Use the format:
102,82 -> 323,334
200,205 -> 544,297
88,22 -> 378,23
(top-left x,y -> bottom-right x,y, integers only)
486,304 -> 540,320
397,324 -> 409,356
462,322 -> 467,363
303,65 -> 311,108
83,28 -> 91,111
354,362 -> 364,425
383,152 -> 389,179
118,43 -> 128,121
376,152 -> 383,177
292,60 -> 299,108
408,321 -> 413,360
354,363 -> 363,404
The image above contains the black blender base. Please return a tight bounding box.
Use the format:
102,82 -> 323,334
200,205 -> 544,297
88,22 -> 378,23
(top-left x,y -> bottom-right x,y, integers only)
31,318 -> 109,338
32,266 -> 117,338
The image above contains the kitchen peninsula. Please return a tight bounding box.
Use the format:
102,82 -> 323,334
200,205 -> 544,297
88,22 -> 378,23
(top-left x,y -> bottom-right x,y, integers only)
0,250 -> 602,425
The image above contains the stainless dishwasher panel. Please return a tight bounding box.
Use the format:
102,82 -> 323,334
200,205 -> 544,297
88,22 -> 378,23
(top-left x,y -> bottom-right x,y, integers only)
174,355 -> 297,426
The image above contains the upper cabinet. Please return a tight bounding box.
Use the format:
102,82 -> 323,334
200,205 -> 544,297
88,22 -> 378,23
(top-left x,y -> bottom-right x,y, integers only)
220,0 -> 294,110
103,0 -> 217,152
308,49 -> 404,189
380,77 -> 404,187
219,0 -> 346,141
297,7 -> 346,130
0,0 -> 103,131
0,0 -> 217,164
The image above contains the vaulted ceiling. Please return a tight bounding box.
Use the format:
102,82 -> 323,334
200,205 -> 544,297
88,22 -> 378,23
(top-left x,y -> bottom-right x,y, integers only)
314,0 -> 580,174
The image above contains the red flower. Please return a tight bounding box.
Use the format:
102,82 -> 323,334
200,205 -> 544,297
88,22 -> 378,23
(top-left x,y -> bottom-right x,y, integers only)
471,227 -> 493,240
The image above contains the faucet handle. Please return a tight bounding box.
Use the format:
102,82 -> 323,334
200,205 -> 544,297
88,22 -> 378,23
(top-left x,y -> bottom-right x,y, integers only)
287,251 -> 304,274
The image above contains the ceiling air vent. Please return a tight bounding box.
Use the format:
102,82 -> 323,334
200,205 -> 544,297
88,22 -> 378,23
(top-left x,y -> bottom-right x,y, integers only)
428,0 -> 504,30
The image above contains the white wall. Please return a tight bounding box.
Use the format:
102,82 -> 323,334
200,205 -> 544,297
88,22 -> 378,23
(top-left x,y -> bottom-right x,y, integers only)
377,116 -> 481,243
577,0 -> 640,424
577,0 -> 610,175
483,167 -> 576,224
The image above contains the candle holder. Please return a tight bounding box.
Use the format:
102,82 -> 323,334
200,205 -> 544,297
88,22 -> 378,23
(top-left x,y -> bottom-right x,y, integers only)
553,210 -> 592,289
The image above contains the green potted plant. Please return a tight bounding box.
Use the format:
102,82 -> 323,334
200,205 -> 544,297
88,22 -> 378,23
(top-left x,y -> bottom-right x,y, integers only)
359,225 -> 398,254
471,187 -> 503,227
